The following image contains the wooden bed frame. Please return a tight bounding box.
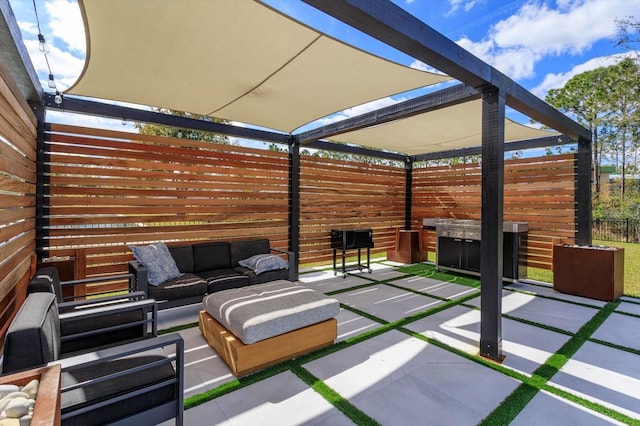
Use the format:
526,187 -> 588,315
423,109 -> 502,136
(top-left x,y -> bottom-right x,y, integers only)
199,310 -> 337,376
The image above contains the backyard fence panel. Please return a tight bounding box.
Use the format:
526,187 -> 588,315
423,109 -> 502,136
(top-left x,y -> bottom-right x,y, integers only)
44,124 -> 290,278
299,155 -> 406,265
0,64 -> 38,346
593,218 -> 640,243
412,153 -> 577,270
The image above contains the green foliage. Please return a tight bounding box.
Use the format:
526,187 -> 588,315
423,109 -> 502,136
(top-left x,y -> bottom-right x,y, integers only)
135,108 -> 231,144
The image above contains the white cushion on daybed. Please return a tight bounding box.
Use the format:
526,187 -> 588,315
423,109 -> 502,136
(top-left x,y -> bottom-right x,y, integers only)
202,280 -> 339,344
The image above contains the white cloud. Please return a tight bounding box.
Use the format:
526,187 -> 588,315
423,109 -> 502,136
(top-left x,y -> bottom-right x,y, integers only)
16,1 -> 85,92
409,59 -> 447,75
446,0 -> 480,16
305,96 -> 405,129
531,51 -> 639,98
17,20 -> 38,36
45,0 -> 86,54
455,0 -> 640,80
24,39 -> 84,90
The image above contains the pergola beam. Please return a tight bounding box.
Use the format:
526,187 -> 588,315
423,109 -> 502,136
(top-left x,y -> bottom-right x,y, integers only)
301,0 -> 590,142
296,83 -> 479,144
411,135 -> 575,162
43,94 -> 290,144
305,139 -> 407,161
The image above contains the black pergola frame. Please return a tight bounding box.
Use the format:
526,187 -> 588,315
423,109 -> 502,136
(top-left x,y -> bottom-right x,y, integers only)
32,0 -> 592,362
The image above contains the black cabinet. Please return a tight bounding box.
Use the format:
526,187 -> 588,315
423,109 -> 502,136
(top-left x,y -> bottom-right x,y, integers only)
463,239 -> 481,272
437,233 -> 526,281
437,237 -> 463,269
437,237 -> 481,272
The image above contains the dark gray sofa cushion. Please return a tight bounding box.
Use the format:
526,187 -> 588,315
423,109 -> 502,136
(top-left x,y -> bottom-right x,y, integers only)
2,292 -> 60,374
198,268 -> 250,293
230,238 -> 271,266
61,349 -> 176,426
168,244 -> 194,273
193,242 -> 231,272
147,273 -> 207,301
61,310 -> 145,354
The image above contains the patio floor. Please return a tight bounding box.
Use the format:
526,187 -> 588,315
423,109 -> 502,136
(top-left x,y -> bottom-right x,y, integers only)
157,261 -> 640,425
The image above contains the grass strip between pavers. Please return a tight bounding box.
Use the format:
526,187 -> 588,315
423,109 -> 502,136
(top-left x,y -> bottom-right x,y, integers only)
291,365 -> 381,426
158,321 -> 198,335
177,264 -> 639,424
182,281 -> 481,413
479,301 -> 640,425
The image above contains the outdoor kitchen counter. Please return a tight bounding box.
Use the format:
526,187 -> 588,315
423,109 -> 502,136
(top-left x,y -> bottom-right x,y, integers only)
423,219 -> 528,281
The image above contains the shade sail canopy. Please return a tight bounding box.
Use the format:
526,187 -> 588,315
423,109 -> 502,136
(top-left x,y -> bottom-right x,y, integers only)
68,0 -> 450,134
325,100 -> 557,155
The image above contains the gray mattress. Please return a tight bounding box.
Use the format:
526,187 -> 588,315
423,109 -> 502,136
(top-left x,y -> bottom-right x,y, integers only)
202,280 -> 339,344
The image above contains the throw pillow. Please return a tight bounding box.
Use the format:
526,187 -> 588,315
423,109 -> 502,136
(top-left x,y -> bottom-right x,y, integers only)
129,242 -> 182,286
238,254 -> 288,275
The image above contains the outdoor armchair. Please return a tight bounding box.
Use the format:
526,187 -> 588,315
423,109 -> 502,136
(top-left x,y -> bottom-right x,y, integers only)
28,266 -> 157,353
2,292 -> 183,425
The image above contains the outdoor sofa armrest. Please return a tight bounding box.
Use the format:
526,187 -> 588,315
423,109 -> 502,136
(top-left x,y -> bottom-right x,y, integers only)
59,290 -> 147,311
53,332 -> 184,426
59,272 -> 138,302
59,298 -> 158,344
128,260 -> 149,294
270,247 -> 298,281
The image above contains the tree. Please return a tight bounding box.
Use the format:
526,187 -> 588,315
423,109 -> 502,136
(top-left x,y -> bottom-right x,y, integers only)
616,16 -> 640,60
605,58 -> 640,196
546,67 -> 614,198
135,108 -> 230,144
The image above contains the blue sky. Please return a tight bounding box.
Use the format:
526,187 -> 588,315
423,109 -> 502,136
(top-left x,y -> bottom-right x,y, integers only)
9,0 -> 640,132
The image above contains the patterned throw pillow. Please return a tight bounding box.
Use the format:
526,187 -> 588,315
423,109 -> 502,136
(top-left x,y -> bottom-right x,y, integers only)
238,254 -> 288,275
129,242 -> 182,286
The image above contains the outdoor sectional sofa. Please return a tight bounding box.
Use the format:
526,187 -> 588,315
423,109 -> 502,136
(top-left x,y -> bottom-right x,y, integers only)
129,238 -> 297,308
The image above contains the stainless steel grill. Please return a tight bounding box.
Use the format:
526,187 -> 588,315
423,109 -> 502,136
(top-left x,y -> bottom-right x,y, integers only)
423,218 -> 528,281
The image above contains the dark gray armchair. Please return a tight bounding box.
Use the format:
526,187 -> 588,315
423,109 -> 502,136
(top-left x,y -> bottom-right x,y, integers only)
2,292 -> 183,425
28,266 -> 155,353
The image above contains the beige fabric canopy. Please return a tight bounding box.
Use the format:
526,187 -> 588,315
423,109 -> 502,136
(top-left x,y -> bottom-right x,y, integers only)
68,0 -> 449,134
68,0 -> 556,155
326,100 -> 557,155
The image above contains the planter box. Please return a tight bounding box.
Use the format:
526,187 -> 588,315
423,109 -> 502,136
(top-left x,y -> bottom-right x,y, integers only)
553,244 -> 624,301
0,364 -> 61,426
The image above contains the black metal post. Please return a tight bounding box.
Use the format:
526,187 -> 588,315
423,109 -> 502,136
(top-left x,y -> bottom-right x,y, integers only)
405,158 -> 413,229
576,136 -> 592,246
29,101 -> 48,259
479,86 -> 505,362
288,136 -> 300,280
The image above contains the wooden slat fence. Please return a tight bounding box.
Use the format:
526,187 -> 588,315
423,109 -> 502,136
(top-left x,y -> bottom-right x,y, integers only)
42,124 -> 577,285
412,153 -> 577,270
299,156 -> 406,264
43,124 -> 291,283
0,62 -> 37,345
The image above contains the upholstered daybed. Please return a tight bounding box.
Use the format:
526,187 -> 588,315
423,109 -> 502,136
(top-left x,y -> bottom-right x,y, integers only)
199,280 -> 339,376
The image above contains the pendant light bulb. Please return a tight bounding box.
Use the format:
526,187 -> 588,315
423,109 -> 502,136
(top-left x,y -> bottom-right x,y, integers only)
38,33 -> 49,54
47,74 -> 56,89
54,91 -> 63,105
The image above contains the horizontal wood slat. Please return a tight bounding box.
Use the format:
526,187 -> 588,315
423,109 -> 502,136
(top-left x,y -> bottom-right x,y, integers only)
0,62 -> 37,346
299,156 -> 405,265
43,124 -> 290,277
413,154 -> 577,270
42,124 -> 577,277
